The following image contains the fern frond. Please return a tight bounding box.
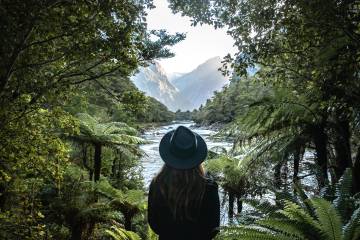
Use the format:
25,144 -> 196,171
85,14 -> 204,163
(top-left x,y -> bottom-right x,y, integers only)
147,224 -> 159,240
333,168 -> 353,222
257,219 -> 307,239
311,198 -> 342,240
343,207 -> 360,240
243,198 -> 280,216
106,225 -> 141,240
218,225 -> 294,240
282,201 -> 322,233
77,202 -> 114,223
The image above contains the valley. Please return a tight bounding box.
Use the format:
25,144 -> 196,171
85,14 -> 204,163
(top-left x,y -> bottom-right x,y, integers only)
131,56 -> 229,111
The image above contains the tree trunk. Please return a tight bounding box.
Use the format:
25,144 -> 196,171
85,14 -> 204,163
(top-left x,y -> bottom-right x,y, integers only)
94,144 -> 102,182
293,146 -> 302,183
82,145 -> 93,181
334,119 -> 352,181
117,152 -> 122,179
124,213 -> 133,231
282,161 -> 289,191
228,192 -> 235,219
312,123 -> 328,189
274,163 -> 282,190
0,184 -> 7,210
353,146 -> 360,194
236,195 -> 243,214
83,222 -> 95,240
111,158 -> 117,177
70,223 -> 83,240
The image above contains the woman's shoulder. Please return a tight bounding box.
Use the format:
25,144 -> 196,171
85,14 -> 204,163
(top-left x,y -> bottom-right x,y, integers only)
203,177 -> 219,204
149,178 -> 160,193
205,176 -> 218,189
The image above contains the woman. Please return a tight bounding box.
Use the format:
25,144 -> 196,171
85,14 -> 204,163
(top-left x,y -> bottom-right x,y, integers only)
148,125 -> 220,240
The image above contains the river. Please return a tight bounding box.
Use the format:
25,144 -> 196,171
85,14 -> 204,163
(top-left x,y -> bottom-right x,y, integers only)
139,120 -> 233,224
139,121 -> 318,225
140,121 -> 232,185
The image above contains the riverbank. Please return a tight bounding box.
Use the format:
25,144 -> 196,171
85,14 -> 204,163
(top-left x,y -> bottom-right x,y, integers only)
137,120 -> 200,133
137,121 -> 173,133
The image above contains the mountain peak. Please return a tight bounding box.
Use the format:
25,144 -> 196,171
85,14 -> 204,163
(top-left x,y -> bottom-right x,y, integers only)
149,61 -> 167,77
131,59 -> 228,111
193,56 -> 222,72
206,56 -> 221,62
171,57 -> 229,110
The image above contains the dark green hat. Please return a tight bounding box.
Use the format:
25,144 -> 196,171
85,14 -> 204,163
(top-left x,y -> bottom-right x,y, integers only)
159,126 -> 208,169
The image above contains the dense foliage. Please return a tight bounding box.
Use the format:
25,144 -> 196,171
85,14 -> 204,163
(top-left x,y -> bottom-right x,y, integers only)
2,0 -> 360,239
169,0 -> 360,238
0,0 -> 179,239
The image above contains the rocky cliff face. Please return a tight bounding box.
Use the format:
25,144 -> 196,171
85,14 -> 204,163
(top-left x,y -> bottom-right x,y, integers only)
172,56 -> 229,110
131,57 -> 229,111
131,62 -> 183,111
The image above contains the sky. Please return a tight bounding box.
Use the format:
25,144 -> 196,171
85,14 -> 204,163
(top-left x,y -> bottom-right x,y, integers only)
146,0 -> 237,74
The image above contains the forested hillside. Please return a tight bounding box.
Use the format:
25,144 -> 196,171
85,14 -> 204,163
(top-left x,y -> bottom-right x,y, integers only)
1,0 -> 360,240
131,57 -> 229,111
171,0 -> 360,239
0,1 -> 178,239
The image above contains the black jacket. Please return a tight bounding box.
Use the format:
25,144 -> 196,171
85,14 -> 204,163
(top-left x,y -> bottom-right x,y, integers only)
148,178 -> 220,240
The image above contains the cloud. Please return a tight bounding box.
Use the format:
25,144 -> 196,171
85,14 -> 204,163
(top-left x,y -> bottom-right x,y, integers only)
146,0 -> 236,74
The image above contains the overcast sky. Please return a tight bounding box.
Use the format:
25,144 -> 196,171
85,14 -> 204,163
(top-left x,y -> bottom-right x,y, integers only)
146,0 -> 236,74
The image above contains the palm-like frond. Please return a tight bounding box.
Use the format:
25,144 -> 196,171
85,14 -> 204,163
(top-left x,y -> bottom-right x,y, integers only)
76,202 -> 115,223
333,169 -> 354,223
342,208 -> 360,240
219,196 -> 360,240
74,113 -> 144,147
282,201 -> 322,234
257,219 -> 307,239
218,225 -> 295,240
244,198 -> 280,216
95,179 -> 145,213
106,224 -> 141,240
311,198 -> 342,240
221,87 -> 313,175
116,144 -> 143,159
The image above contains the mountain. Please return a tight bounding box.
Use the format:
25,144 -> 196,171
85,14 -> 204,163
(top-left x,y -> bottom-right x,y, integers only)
131,57 -> 229,111
168,72 -> 185,82
172,56 -> 229,110
131,62 -> 189,111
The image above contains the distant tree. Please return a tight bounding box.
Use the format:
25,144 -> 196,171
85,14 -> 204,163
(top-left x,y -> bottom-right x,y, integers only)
72,113 -> 143,182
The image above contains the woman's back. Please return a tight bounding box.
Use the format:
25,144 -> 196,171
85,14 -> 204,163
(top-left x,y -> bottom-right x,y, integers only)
148,178 -> 220,240
147,125 -> 220,240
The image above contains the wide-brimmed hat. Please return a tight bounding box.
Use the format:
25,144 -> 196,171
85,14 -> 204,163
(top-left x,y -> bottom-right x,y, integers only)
159,125 -> 208,169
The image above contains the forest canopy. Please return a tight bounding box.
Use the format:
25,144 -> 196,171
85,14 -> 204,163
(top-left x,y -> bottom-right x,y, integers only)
0,0 -> 179,239
169,0 -> 360,238
1,0 -> 360,239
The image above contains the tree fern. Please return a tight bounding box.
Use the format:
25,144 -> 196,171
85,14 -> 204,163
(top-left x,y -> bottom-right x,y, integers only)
310,198 -> 342,240
257,219 -> 307,239
70,113 -> 144,182
333,169 -> 354,223
95,179 -> 145,230
282,200 -> 322,236
243,198 -> 280,216
147,224 -> 159,240
75,113 -> 144,146
342,207 -> 360,240
106,223 -> 141,240
218,225 -> 296,240
218,197 -> 360,240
